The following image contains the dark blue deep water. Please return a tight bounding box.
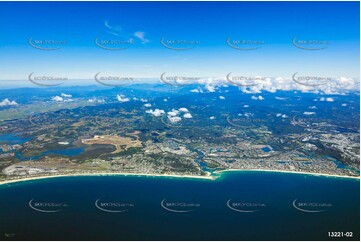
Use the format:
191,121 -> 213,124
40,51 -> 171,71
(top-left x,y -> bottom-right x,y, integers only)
0,172 -> 359,241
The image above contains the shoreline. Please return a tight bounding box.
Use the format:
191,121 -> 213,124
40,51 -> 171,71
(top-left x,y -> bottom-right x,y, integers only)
214,169 -> 360,180
0,169 -> 359,186
0,172 -> 215,186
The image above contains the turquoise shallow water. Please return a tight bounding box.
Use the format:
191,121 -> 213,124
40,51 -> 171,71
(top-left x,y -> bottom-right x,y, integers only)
0,171 -> 359,240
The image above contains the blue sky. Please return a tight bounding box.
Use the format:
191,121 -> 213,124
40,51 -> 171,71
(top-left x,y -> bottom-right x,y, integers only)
0,1 -> 359,82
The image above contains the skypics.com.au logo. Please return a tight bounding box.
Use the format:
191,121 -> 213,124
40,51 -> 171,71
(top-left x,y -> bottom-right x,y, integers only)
293,199 -> 332,213
28,37 -> 67,51
160,37 -> 200,50
226,38 -> 265,50
95,199 -> 134,213
28,72 -> 68,86
161,199 -> 200,213
292,37 -> 330,51
29,199 -> 68,213
94,72 -> 136,86
227,199 -> 267,213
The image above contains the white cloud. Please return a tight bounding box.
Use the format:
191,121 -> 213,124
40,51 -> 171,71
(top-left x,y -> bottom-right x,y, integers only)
319,97 -> 334,102
326,97 -> 334,102
167,109 -> 180,117
104,21 -> 149,45
309,106 -> 317,109
176,76 -> 360,95
204,84 -> 216,92
183,113 -> 193,119
190,89 -> 200,93
140,98 -> 148,102
303,112 -> 316,115
88,98 -> 105,103
163,98 -> 168,102
146,109 -> 165,117
219,96 -> 225,100
0,98 -> 18,106
144,103 -> 152,107
134,31 -> 149,44
276,113 -> 287,118
117,94 -> 130,103
251,95 -> 264,100
52,96 -> 63,102
178,107 -> 189,113
244,112 -> 254,118
61,93 -> 72,98
209,116 -> 216,120
341,103 -> 347,107
168,116 -> 182,123
243,105 -> 249,108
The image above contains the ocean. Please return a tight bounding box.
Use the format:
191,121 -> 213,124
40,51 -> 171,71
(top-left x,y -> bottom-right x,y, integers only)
0,171 -> 359,241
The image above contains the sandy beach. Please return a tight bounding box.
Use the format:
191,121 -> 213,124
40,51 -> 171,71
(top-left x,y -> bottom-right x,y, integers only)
0,171 -> 215,186
214,169 -> 360,180
0,169 -> 359,186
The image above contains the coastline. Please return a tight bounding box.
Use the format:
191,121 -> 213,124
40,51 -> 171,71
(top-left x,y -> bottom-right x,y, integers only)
0,172 -> 215,186
0,169 -> 359,186
214,169 -> 360,180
